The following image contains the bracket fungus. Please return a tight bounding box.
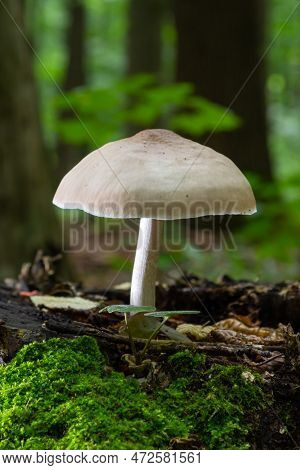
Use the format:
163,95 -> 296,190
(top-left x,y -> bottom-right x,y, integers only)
53,129 -> 256,338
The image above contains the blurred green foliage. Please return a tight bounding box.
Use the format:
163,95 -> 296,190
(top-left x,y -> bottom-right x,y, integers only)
158,173 -> 300,282
53,75 -> 240,147
267,0 -> 300,180
239,173 -> 300,261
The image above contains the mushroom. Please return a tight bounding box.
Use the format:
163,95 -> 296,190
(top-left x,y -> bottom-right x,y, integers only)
53,129 -> 256,338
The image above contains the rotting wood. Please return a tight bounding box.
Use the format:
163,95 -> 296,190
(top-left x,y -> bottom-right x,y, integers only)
0,281 -> 297,372
93,276 -> 300,330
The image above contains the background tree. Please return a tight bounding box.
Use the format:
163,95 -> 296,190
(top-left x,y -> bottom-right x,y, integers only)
126,0 -> 164,133
0,0 -> 56,276
57,0 -> 86,178
127,0 -> 163,78
173,0 -> 272,179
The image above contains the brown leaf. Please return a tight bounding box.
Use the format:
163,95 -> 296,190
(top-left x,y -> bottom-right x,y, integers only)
170,435 -> 203,450
214,318 -> 275,338
207,328 -> 264,345
229,312 -> 260,327
176,323 -> 214,341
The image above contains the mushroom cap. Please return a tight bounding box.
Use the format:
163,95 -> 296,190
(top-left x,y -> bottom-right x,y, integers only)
53,129 -> 256,220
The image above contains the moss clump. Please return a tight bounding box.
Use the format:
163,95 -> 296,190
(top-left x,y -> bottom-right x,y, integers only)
168,349 -> 206,381
159,351 -> 267,449
0,339 -> 268,450
0,337 -> 188,450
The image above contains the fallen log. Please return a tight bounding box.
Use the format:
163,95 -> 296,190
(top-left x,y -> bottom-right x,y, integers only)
92,276 -> 300,330
0,280 -> 297,372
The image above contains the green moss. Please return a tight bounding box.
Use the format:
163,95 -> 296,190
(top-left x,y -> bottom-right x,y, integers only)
0,339 -> 269,450
160,351 -> 267,450
168,350 -> 206,380
0,337 -> 188,450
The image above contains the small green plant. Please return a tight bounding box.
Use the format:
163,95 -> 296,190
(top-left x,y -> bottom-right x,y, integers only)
141,310 -> 199,359
100,304 -> 155,360
100,305 -> 199,364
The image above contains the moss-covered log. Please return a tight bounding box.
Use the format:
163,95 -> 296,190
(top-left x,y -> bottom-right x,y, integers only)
0,336 -> 298,450
0,279 -> 299,450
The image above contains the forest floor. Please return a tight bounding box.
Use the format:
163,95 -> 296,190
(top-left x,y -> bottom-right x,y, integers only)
0,253 -> 299,450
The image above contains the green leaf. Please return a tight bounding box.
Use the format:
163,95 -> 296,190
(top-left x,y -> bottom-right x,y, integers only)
116,73 -> 155,94
100,305 -> 156,314
171,96 -> 241,136
145,310 -> 200,318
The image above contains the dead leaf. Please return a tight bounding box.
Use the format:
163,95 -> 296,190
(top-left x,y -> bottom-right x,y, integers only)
176,323 -> 214,341
30,295 -> 99,311
242,371 -> 256,382
214,318 -> 274,338
207,328 -> 264,345
170,435 -> 203,450
19,290 -> 39,297
113,282 -> 131,291
176,317 -> 285,343
122,354 -> 153,378
229,312 -> 260,327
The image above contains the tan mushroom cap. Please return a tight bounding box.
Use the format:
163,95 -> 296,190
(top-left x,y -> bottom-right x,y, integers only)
53,129 -> 256,220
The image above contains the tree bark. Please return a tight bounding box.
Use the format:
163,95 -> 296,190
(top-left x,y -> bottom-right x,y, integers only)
173,0 -> 272,179
0,0 -> 56,277
127,0 -> 163,77
126,0 -> 164,134
57,0 -> 86,178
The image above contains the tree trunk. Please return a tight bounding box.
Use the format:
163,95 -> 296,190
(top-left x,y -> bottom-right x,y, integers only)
127,0 -> 163,77
173,0 -> 272,179
57,0 -> 86,178
126,0 -> 164,134
0,0 -> 56,277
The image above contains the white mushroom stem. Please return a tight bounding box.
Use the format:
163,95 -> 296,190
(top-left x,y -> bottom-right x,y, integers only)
128,218 -> 191,343
130,218 -> 163,307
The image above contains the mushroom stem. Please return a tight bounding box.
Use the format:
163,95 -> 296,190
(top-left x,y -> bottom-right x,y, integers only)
130,218 -> 163,307
128,218 -> 191,342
